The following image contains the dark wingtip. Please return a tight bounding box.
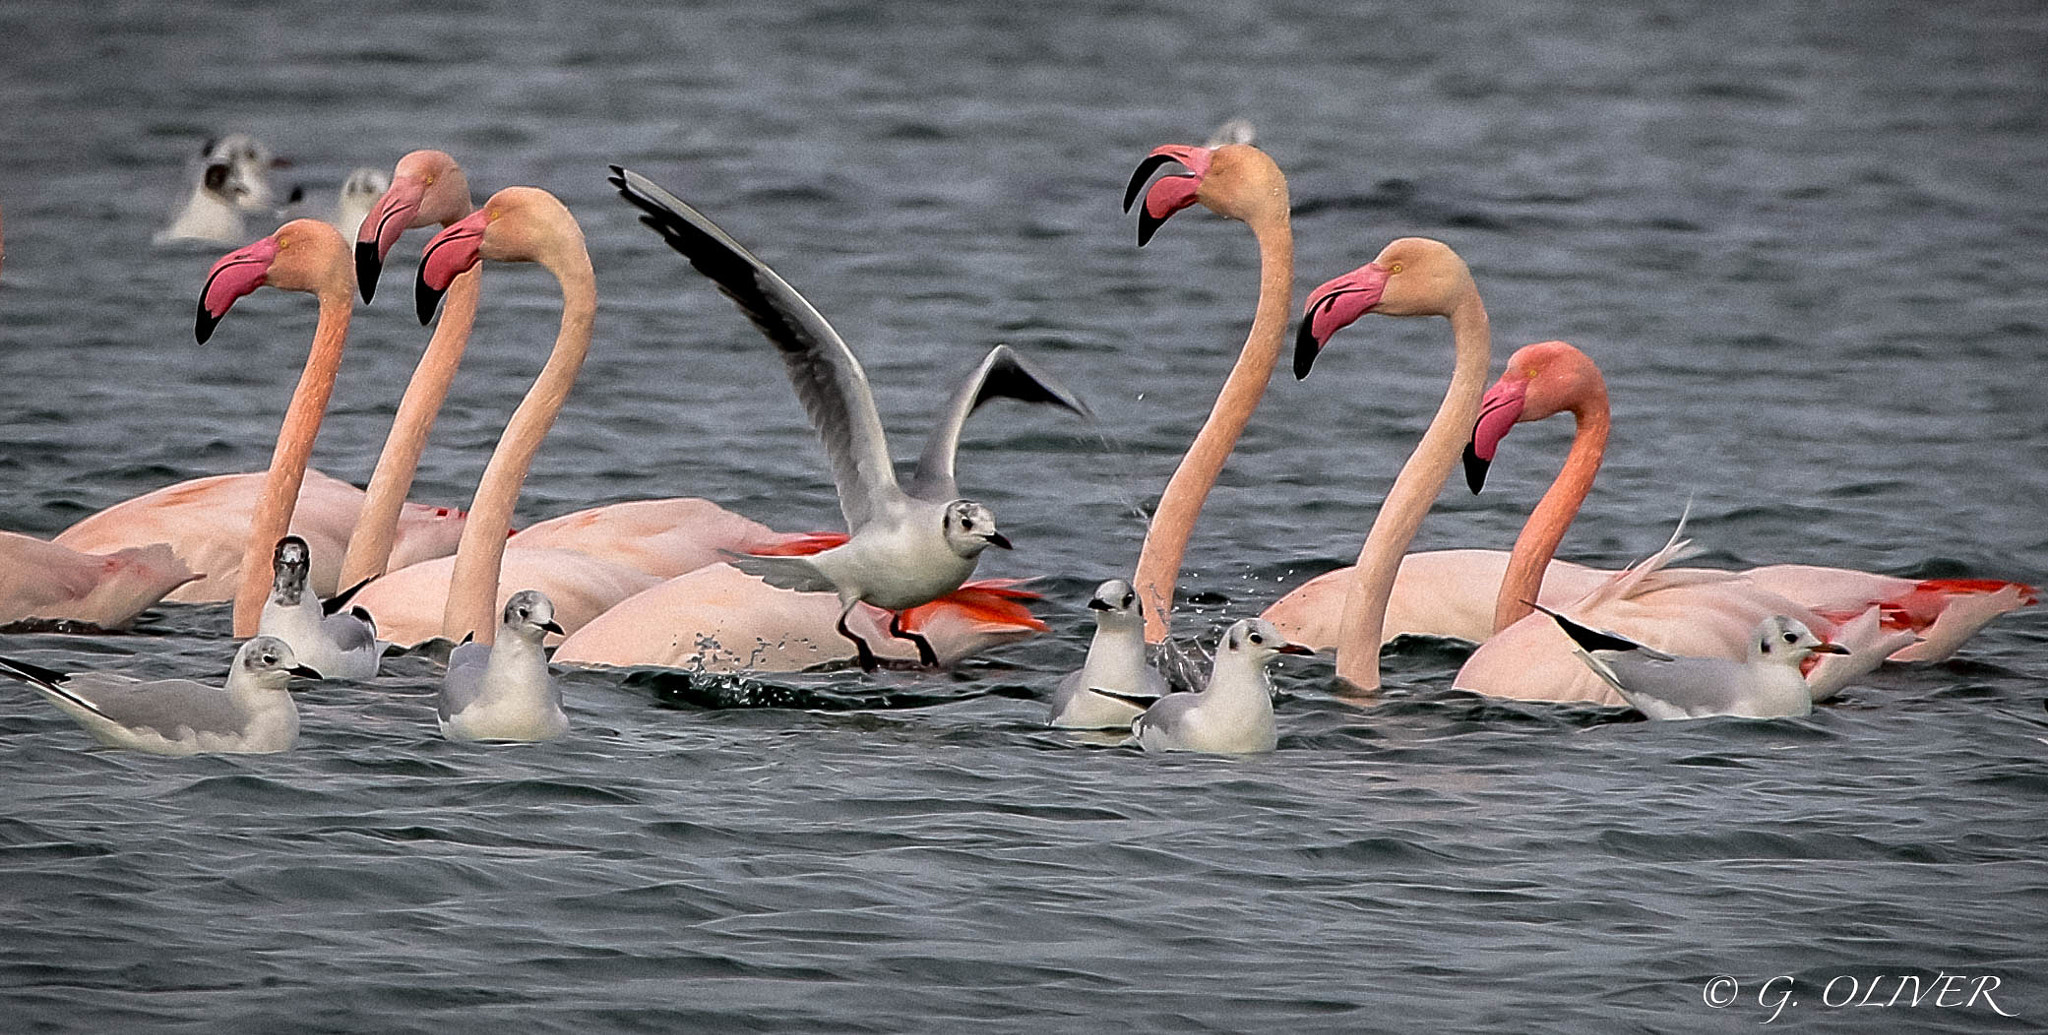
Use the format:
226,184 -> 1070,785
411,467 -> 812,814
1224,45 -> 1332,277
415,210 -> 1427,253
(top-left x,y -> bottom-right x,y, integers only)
415,264 -> 445,326
1292,319 -> 1321,380
1463,441 -> 1490,494
195,304 -> 220,344
355,240 -> 383,303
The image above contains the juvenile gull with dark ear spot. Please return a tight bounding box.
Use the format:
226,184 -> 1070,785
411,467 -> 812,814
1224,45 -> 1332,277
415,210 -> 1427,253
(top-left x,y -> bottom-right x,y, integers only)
0,637 -> 319,755
1533,602 -> 1847,720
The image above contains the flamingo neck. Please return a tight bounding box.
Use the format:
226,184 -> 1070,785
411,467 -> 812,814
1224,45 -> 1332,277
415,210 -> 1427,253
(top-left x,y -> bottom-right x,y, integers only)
1332,296 -> 1491,691
439,255 -> 596,644
1490,388 -> 1608,632
1132,209 -> 1293,643
232,288 -> 353,636
338,261 -> 481,585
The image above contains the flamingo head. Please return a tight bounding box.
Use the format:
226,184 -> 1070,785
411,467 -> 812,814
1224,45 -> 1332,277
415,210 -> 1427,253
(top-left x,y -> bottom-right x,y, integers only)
195,219 -> 350,343
415,186 -> 581,325
1293,238 -> 1471,379
1122,142 -> 1286,247
355,149 -> 471,302
1464,341 -> 1605,493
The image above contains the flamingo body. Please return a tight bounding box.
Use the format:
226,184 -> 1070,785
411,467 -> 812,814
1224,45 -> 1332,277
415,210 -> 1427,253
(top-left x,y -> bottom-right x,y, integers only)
0,532 -> 199,628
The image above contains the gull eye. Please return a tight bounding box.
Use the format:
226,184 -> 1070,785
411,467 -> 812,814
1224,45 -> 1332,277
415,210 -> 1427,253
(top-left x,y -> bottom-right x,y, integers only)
1121,594 -> 1135,608
960,518 -> 974,531
1248,632 -> 1264,645
1783,631 -> 1799,644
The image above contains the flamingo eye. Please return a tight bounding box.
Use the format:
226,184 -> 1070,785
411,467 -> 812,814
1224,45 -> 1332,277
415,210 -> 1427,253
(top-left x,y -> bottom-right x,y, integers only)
1388,262 -> 1405,274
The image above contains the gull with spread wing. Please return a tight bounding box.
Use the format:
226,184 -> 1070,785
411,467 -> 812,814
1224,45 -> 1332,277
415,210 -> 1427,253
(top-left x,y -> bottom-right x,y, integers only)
611,168 -> 1092,670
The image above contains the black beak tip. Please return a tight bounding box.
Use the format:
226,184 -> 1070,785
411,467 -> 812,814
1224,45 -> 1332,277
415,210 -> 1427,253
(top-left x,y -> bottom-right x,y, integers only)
1292,323 -> 1321,381
290,665 -> 323,680
195,305 -> 220,344
1086,598 -> 1113,611
355,241 -> 383,303
415,269 -> 445,326
987,532 -> 1014,550
1463,443 -> 1491,494
1136,211 -> 1162,247
540,620 -> 566,636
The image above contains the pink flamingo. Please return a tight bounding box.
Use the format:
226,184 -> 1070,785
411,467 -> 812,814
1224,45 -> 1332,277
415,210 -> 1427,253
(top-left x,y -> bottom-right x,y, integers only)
1270,268 -> 1917,701
351,187 -> 625,646
0,533 -> 199,629
1122,140 -> 1294,643
1458,341 -> 2033,666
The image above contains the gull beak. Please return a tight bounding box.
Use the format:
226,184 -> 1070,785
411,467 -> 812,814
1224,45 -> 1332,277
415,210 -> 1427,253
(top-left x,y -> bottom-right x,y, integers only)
288,665 -> 324,680
1810,642 -> 1851,655
1276,642 -> 1315,656
539,620 -> 565,636
1086,597 -> 1114,611
985,531 -> 1014,550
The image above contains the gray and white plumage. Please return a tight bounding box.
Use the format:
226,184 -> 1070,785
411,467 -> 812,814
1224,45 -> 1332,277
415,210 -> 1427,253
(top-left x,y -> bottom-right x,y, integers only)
0,636 -> 319,755
1534,603 -> 1849,720
611,167 -> 1092,668
1050,578 -> 1169,728
328,167 -> 392,242
438,589 -> 568,742
257,535 -> 380,680
155,133 -> 289,245
1132,619 -> 1310,754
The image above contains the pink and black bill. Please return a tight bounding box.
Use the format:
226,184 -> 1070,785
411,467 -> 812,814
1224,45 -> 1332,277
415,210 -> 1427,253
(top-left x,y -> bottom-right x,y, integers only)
354,177 -> 424,303
1463,377 -> 1530,493
195,236 -> 279,343
414,210 -> 486,325
1122,145 -> 1211,247
1292,264 -> 1390,380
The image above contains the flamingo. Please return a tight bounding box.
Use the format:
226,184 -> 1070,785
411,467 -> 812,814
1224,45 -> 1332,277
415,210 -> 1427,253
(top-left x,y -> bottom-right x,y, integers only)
0,533 -> 199,629
1267,246 -> 1908,699
351,186 -> 648,646
1121,140 -> 1294,642
1456,340 -> 2034,661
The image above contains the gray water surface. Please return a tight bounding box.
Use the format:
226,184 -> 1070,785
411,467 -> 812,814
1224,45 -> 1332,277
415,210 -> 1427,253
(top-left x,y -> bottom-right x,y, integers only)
2,1 -> 2045,1031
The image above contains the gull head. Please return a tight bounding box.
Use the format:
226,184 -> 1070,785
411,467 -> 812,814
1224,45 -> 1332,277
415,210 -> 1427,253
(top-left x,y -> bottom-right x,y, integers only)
501,589 -> 567,643
1219,618 -> 1314,666
238,636 -> 324,687
942,500 -> 1012,558
1752,615 -> 1849,668
269,535 -> 312,606
1086,578 -> 1144,626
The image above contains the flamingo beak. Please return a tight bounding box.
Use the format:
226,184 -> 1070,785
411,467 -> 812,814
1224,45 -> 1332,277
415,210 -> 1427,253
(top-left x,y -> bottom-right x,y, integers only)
1293,263 -> 1391,379
355,175 -> 427,303
195,236 -> 280,344
415,209 -> 487,325
1124,145 -> 1213,246
1465,378 -> 1530,493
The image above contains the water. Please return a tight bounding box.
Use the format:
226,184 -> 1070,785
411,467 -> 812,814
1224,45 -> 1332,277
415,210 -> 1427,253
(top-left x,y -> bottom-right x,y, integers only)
2,1 -> 2045,1031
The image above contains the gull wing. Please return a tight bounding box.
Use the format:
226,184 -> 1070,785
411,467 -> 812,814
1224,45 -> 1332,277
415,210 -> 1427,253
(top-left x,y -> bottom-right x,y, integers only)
611,166 -> 899,531
907,344 -> 1094,502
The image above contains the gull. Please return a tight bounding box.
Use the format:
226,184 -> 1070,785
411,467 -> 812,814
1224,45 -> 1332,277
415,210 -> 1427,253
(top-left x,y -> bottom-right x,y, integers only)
1532,602 -> 1849,720
611,166 -> 1092,670
1132,618 -> 1311,754
439,590 -> 568,742
257,535 -> 381,680
1049,579 -> 1170,728
0,636 -> 319,755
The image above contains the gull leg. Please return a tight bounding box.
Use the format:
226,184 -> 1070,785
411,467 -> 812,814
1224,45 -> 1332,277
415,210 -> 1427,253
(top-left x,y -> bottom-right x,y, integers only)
888,610 -> 940,667
836,599 -> 879,672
